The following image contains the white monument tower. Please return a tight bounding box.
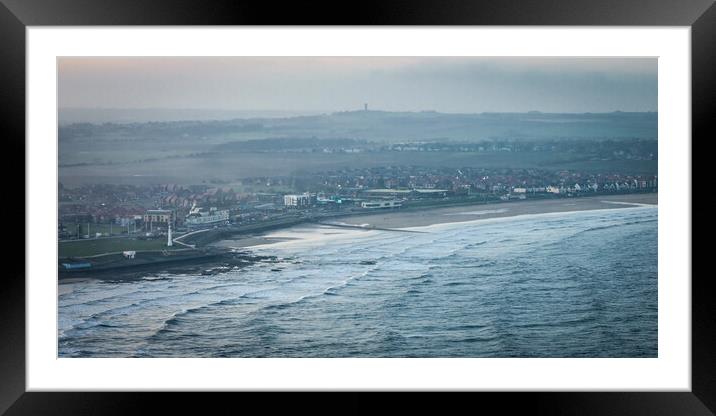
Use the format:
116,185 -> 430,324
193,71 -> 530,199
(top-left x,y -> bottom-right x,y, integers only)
167,222 -> 173,247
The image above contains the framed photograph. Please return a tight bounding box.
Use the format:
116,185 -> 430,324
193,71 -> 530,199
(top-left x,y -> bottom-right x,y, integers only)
4,0 -> 712,413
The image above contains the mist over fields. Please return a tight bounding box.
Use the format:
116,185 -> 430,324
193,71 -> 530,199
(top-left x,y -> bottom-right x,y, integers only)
58,110 -> 657,187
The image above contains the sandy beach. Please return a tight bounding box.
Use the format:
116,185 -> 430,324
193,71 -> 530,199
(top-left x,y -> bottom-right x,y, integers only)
216,193 -> 656,248
338,193 -> 656,229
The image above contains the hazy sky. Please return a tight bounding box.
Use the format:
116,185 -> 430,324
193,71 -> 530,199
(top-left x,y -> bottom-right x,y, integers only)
58,57 -> 657,113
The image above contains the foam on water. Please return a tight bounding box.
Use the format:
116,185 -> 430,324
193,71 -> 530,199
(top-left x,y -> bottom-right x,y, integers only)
58,206 -> 658,357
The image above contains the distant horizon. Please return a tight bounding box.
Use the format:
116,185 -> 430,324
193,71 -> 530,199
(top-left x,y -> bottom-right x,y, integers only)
58,106 -> 658,125
60,106 -> 659,114
58,57 -> 657,117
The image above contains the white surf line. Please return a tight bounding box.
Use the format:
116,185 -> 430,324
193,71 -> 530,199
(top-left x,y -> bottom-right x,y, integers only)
325,221 -> 373,228
400,205 -> 658,233
600,200 -> 657,207
443,209 -> 508,216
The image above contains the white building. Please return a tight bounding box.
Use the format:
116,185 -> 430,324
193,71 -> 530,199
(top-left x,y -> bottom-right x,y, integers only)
143,209 -> 174,225
185,205 -> 230,229
361,200 -> 402,209
284,193 -> 312,207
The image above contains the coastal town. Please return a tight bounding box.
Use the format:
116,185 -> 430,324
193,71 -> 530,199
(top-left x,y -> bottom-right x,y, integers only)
57,109 -> 659,273
58,163 -> 657,263
55,56 -> 662,362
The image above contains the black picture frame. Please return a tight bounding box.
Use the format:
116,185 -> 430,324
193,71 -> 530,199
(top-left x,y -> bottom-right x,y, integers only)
2,0 -> 712,414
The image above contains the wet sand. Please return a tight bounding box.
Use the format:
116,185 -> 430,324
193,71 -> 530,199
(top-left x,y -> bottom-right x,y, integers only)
340,193 -> 657,229
213,236 -> 299,248
224,193 -> 657,248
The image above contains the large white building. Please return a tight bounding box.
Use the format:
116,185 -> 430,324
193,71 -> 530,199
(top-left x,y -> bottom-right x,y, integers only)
144,209 -> 174,224
284,193 -> 313,207
185,205 -> 230,229
361,200 -> 402,209
546,186 -> 561,194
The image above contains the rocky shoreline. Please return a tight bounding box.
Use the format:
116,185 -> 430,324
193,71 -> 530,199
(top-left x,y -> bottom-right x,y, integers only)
59,249 -> 278,282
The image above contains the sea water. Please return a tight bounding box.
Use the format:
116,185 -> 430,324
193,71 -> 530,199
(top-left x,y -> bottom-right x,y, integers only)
58,206 -> 657,357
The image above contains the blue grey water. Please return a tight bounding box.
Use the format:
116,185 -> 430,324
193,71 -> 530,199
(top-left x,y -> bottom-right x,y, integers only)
58,206 -> 657,357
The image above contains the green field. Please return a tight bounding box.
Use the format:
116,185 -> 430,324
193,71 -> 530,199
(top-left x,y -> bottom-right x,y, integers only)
58,237 -> 179,258
59,150 -> 658,187
61,222 -> 132,237
58,110 -> 657,186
